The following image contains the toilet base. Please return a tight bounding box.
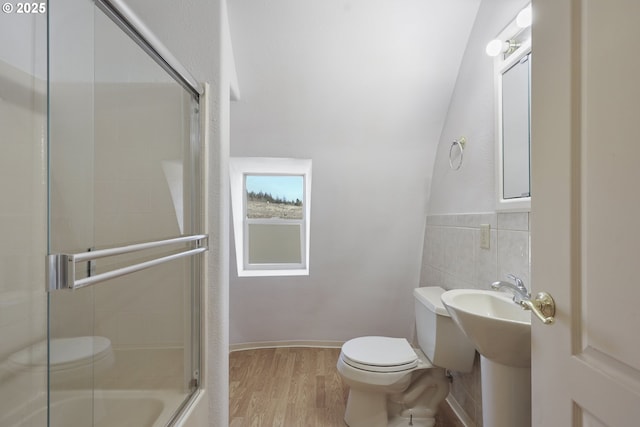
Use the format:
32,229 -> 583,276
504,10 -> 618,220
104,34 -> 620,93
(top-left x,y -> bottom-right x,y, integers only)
388,415 -> 435,427
345,389 -> 388,427
344,387 -> 436,427
343,369 -> 446,427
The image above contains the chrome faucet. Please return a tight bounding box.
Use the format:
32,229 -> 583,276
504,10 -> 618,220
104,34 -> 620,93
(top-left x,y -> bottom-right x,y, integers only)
491,274 -> 530,304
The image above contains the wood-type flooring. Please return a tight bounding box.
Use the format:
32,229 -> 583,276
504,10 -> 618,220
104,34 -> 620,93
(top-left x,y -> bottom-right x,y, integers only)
229,347 -> 349,427
229,346 -> 461,427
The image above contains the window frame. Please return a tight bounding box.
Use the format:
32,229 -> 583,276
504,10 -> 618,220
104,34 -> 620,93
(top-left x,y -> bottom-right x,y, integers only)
230,157 -> 312,277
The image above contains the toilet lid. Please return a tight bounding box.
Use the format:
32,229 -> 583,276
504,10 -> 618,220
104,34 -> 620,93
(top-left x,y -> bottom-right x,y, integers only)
8,336 -> 113,369
341,336 -> 417,372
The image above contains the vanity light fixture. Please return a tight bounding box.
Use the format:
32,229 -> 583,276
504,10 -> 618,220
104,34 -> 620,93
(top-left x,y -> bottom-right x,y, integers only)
486,4 -> 531,57
516,4 -> 532,29
485,39 -> 519,57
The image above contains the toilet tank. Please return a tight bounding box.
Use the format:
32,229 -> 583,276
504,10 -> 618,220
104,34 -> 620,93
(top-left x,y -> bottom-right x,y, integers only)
413,287 -> 475,373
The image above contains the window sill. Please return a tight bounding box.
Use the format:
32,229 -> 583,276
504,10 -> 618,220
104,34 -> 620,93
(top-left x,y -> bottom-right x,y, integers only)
237,268 -> 309,278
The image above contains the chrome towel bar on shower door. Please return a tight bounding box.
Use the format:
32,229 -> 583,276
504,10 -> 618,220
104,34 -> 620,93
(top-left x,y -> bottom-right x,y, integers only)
46,234 -> 208,292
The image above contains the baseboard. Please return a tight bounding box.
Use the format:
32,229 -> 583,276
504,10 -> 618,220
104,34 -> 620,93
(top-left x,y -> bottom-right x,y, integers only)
229,340 -> 344,352
445,394 -> 476,427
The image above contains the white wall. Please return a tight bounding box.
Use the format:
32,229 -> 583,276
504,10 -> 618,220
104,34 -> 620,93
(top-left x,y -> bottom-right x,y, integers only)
227,0 -> 480,345
427,0 -> 530,215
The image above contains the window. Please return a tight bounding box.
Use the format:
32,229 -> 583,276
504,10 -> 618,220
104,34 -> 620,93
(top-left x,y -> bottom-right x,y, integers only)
230,158 -> 312,277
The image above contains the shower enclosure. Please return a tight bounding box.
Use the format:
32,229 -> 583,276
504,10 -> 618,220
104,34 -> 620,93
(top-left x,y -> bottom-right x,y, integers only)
1,1 -> 206,425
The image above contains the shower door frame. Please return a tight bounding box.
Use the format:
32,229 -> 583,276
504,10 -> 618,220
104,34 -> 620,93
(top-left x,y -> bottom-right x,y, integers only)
47,0 -> 206,425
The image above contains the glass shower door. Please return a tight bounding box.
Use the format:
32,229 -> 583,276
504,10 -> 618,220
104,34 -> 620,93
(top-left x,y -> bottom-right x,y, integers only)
48,1 -> 204,426
0,7 -> 48,427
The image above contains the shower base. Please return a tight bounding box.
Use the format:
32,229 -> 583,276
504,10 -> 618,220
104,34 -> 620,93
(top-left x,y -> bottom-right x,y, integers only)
2,389 -> 185,427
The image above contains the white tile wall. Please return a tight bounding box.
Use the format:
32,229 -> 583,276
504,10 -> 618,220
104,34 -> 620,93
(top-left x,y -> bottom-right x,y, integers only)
421,212 -> 531,291
420,211 -> 532,427
49,82 -> 190,350
46,82 -> 193,392
90,83 -> 188,350
1,55 -> 192,417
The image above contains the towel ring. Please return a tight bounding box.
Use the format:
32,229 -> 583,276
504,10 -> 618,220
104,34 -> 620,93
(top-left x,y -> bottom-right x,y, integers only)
449,137 -> 466,171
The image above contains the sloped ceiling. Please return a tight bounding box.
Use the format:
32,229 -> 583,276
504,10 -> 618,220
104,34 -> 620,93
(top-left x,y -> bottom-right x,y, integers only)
228,0 -> 480,151
227,0 -> 481,344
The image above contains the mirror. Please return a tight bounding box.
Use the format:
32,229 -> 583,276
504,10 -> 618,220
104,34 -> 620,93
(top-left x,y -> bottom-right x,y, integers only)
493,4 -> 532,211
502,53 -> 531,200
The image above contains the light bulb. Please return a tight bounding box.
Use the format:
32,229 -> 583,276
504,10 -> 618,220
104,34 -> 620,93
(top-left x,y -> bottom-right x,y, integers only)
516,4 -> 532,28
486,39 -> 505,57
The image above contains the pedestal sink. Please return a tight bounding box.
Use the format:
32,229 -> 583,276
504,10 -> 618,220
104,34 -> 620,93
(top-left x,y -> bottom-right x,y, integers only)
441,289 -> 531,427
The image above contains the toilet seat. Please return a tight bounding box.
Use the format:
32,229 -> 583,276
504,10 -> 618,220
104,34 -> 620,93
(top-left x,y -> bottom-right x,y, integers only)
8,336 -> 113,371
341,336 -> 418,373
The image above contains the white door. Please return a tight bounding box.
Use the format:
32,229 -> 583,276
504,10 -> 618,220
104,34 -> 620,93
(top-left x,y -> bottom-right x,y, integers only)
531,0 -> 640,425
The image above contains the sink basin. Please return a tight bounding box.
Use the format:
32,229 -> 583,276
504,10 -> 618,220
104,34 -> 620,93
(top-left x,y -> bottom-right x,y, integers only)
441,289 -> 531,367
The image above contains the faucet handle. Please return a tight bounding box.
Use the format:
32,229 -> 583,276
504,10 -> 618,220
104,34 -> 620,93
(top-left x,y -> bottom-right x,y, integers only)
506,274 -> 529,295
507,273 -> 524,286
506,273 -> 519,281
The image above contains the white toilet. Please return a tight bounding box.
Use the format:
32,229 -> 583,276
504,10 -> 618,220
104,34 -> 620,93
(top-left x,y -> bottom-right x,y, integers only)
7,336 -> 115,386
337,287 -> 476,427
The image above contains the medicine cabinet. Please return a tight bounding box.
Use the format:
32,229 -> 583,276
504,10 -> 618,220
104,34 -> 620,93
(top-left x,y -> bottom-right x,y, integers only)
491,5 -> 532,211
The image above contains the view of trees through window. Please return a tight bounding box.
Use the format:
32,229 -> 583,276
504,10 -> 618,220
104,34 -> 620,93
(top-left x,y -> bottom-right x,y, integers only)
245,175 -> 304,220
